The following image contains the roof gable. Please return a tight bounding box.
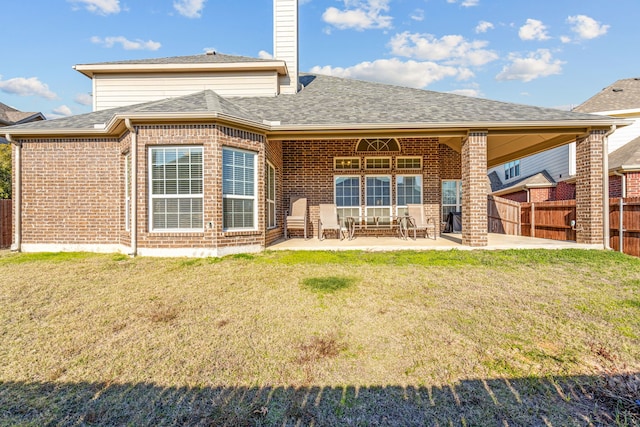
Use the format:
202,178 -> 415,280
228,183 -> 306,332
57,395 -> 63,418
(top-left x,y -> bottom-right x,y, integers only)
609,136 -> 640,170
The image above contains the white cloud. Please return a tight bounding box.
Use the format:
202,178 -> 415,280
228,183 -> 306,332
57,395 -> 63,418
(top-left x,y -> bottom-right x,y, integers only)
447,0 -> 479,6
567,15 -> 609,40
519,19 -> 550,41
496,49 -> 564,82
52,105 -> 73,117
449,88 -> 481,97
0,75 -> 57,100
310,58 -> 469,89
560,35 -> 572,44
74,93 -> 93,106
410,9 -> 424,22
68,0 -> 120,15
173,0 -> 206,18
475,21 -> 494,34
322,0 -> 392,31
258,50 -> 273,59
389,32 -> 498,67
91,36 -> 161,51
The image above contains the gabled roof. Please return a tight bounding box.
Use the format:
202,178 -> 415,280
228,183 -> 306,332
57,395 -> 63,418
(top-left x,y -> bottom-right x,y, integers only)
0,102 -> 44,126
609,136 -> 640,170
490,170 -> 555,195
84,52 -> 275,66
573,78 -> 640,113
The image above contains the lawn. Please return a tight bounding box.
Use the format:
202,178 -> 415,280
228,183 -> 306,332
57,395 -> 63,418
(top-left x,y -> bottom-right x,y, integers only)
0,249 -> 639,426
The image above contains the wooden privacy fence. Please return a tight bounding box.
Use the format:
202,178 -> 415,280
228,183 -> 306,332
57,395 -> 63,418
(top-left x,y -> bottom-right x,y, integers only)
488,195 -> 640,257
610,197 -> 640,258
520,200 -> 577,241
0,199 -> 11,249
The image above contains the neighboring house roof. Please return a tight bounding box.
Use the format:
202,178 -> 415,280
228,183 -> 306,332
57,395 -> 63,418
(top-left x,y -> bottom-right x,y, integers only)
490,170 -> 555,196
609,136 -> 640,171
85,52 -> 276,66
0,102 -> 44,126
574,78 -> 640,113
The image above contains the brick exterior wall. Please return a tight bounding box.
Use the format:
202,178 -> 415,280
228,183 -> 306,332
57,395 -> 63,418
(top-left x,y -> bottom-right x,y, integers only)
575,131 -> 604,244
625,172 -> 640,197
530,187 -> 554,203
555,181 -> 576,200
461,132 -> 488,246
609,175 -> 622,198
17,138 -> 122,245
500,190 -> 528,203
134,124 -> 267,253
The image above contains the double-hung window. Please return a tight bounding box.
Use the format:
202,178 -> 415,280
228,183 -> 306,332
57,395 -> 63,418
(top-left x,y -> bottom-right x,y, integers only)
266,162 -> 276,229
366,176 -> 391,224
504,160 -> 520,180
335,176 -> 360,226
149,146 -> 203,232
222,147 -> 257,230
396,175 -> 422,216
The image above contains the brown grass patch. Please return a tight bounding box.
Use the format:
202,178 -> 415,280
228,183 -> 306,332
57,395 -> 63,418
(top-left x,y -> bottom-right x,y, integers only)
297,334 -> 346,364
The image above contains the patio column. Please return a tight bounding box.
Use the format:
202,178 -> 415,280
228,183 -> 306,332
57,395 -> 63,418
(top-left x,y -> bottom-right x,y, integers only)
461,131 -> 488,247
575,130 -> 605,244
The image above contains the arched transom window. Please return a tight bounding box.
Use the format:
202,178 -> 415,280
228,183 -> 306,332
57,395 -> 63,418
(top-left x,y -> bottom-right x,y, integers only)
356,138 -> 400,153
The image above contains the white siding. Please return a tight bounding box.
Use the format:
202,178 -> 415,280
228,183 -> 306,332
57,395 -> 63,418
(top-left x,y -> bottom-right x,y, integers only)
488,144 -> 571,184
274,0 -> 298,94
605,116 -> 640,153
93,71 -> 279,111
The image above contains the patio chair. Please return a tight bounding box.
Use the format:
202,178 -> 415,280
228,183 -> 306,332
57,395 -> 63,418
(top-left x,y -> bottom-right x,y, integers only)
407,204 -> 437,240
318,204 -> 347,240
285,196 -> 308,239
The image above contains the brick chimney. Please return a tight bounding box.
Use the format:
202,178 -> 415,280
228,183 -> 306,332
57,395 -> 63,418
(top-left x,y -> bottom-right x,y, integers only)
273,0 -> 299,94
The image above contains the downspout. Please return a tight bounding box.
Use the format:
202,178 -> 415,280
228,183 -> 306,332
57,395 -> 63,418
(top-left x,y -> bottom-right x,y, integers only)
602,126 -> 615,250
125,119 -> 138,256
6,134 -> 21,252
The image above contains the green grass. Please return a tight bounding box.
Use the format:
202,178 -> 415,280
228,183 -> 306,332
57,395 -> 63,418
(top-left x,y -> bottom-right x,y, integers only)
0,249 -> 639,426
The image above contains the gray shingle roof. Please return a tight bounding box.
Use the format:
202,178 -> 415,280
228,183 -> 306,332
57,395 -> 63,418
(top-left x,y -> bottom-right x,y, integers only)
573,78 -> 640,113
0,102 -> 43,126
490,170 -> 555,193
232,73 -> 610,126
609,136 -> 640,169
3,73 -> 615,133
80,52 -> 274,66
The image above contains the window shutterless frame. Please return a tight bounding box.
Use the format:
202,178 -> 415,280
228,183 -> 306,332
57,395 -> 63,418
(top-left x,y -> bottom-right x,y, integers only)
334,175 -> 361,226
148,146 -> 204,233
222,147 -> 258,231
396,174 -> 422,216
266,161 -> 276,229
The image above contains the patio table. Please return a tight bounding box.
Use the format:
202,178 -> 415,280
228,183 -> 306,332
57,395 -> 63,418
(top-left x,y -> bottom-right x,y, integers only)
345,215 -> 411,240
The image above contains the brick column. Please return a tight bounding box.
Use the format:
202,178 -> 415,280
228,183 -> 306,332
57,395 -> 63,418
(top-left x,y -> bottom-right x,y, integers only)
575,130 -> 605,244
461,131 -> 488,246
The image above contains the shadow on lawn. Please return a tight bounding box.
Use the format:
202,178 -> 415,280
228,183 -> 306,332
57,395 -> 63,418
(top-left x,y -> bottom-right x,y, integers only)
1,374 -> 638,426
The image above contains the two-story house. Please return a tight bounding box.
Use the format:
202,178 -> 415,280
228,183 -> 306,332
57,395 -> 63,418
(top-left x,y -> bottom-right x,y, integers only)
1,0 -> 622,257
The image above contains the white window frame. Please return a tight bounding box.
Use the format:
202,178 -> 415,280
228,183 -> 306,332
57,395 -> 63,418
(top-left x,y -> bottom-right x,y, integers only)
125,153 -> 131,232
364,157 -> 392,170
365,175 -> 392,223
266,161 -> 276,229
148,146 -> 204,233
222,147 -> 258,231
504,160 -> 521,180
396,174 -> 422,216
396,156 -> 423,170
442,179 -> 462,219
334,175 -> 362,225
334,157 -> 360,170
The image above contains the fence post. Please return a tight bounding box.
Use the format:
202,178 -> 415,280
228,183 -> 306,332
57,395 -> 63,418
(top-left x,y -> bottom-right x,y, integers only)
531,202 -> 535,238
619,197 -> 624,253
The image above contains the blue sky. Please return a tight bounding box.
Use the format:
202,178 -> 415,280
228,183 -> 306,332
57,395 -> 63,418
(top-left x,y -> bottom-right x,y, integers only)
1,0 -> 637,119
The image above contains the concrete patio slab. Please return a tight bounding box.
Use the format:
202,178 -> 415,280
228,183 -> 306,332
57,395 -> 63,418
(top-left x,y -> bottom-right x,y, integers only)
267,233 -> 604,252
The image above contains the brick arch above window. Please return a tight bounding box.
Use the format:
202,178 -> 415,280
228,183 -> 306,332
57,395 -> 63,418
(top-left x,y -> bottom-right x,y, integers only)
356,138 -> 400,153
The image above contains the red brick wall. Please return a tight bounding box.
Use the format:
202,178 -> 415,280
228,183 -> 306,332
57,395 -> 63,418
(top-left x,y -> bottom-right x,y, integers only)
461,132 -> 488,246
19,138 -> 121,244
609,175 -> 622,198
626,172 -> 640,197
530,187 -> 554,202
134,124 -> 267,252
575,131 -> 604,244
500,190 -> 528,203
555,181 -> 576,200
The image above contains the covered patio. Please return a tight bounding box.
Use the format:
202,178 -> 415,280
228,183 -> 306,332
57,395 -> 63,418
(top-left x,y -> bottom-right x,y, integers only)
268,233 -> 603,252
